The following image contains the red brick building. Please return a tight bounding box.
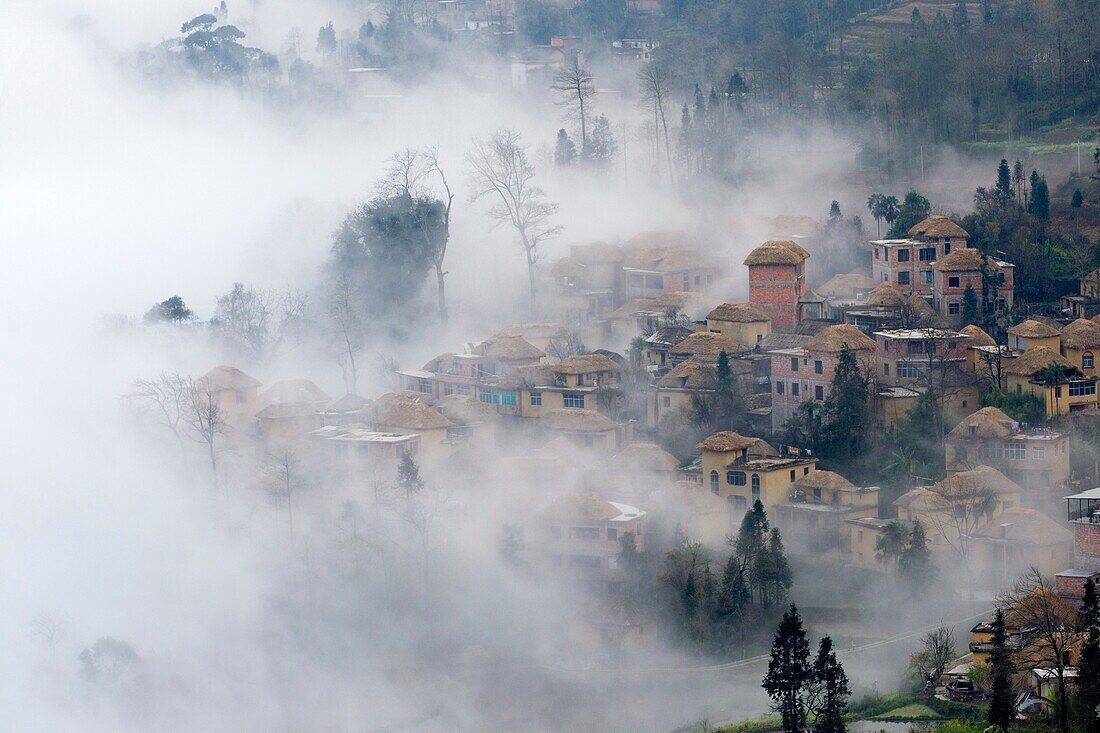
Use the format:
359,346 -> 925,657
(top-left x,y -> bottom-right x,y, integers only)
769,324 -> 876,431
744,239 -> 810,332
1055,488 -> 1100,606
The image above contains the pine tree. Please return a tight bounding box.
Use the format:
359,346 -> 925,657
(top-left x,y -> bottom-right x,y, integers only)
987,609 -> 1015,733
822,344 -> 871,460
1028,173 -> 1050,220
811,636 -> 851,733
553,128 -> 577,166
1081,577 -> 1100,629
995,159 -> 1013,204
763,604 -> 812,733
961,282 -> 979,324
1075,627 -> 1100,733
397,453 -> 424,495
898,520 -> 934,590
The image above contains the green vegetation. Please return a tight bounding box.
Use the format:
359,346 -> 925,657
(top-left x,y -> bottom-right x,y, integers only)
875,703 -> 939,720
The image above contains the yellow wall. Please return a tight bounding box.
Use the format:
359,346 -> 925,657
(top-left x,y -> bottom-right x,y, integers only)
848,523 -> 885,570
706,318 -> 771,349
648,389 -> 696,427
374,423 -> 450,466
700,449 -> 816,511
1006,374 -> 1097,417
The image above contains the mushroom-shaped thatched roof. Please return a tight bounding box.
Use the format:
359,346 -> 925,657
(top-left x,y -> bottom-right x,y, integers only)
542,492 -> 622,521
816,272 -> 876,298
657,360 -> 718,389
1060,318 -> 1100,350
804,324 -> 876,354
867,282 -> 907,308
261,379 -> 330,405
908,215 -> 968,239
934,247 -> 985,271
611,442 -> 681,473
1001,346 -> 1074,376
934,465 -> 1023,499
1007,319 -> 1060,339
743,239 -> 810,266
958,324 -> 996,348
972,508 -> 1072,545
375,393 -> 452,429
794,470 -> 856,492
542,408 -> 618,432
697,431 -> 756,453
706,302 -> 771,323
668,331 -> 744,359
893,488 -> 950,513
437,394 -> 500,425
202,365 -> 261,390
948,406 -> 1017,440
553,354 -> 619,374
474,334 -> 546,361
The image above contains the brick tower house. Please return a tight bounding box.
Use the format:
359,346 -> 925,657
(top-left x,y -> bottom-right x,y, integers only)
744,239 -> 810,332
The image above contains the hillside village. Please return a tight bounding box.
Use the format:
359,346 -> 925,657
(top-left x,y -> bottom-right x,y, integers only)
154,212 -> 1100,723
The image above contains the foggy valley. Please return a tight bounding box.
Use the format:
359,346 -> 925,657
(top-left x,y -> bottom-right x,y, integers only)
3,1 -> 1100,732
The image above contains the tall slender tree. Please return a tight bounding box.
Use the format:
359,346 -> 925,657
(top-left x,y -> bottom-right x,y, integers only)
810,636 -> 851,733
763,604 -> 812,733
986,608 -> 1015,733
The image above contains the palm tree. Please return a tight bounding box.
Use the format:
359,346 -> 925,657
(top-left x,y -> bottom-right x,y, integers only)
875,521 -> 910,577
867,194 -> 901,238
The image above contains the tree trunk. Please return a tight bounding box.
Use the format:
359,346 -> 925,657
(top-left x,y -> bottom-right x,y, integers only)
578,92 -> 588,153
525,246 -> 537,314
435,260 -> 448,326
1057,676 -> 1069,733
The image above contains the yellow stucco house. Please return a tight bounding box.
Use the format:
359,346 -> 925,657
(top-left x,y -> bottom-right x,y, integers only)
1007,319 -> 1061,353
1003,346 -> 1097,417
698,431 -> 817,515
373,393 -> 453,466
704,303 -> 772,349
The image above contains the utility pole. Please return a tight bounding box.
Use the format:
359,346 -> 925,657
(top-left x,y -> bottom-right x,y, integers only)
920,145 -> 925,181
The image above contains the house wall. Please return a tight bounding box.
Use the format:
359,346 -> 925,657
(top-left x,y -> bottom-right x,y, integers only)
945,436 -> 1070,490
215,386 -> 261,429
259,415 -> 320,447
747,262 -> 804,332
1063,346 -> 1099,376
701,450 -> 817,514
1006,375 -> 1097,417
972,539 -> 1072,585
706,318 -> 771,348
647,388 -> 696,428
1009,333 -> 1061,353
877,394 -> 919,428
1075,522 -> 1100,568
374,423 -> 450,465
848,523 -> 885,570
544,514 -> 645,593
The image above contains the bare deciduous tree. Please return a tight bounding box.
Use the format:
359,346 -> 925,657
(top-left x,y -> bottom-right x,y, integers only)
211,283 -> 309,361
31,612 -> 67,654
131,372 -> 190,465
908,624 -> 956,690
183,376 -> 225,475
380,147 -> 455,325
468,129 -> 561,311
551,59 -> 596,153
265,448 -> 302,538
919,479 -> 997,597
998,568 -> 1079,733
637,62 -> 675,186
327,272 -> 363,395
545,328 -> 586,360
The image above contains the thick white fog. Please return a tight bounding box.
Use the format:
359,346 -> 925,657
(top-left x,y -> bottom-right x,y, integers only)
0,3 -> 1005,731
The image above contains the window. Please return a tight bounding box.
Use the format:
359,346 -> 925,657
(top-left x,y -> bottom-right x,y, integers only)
897,249 -> 910,262
607,528 -> 618,541
948,276 -> 960,288
907,340 -> 927,355
858,530 -> 864,543
728,471 -> 747,486
804,467 -> 810,475
897,271 -> 910,285
948,302 -> 961,315
1003,444 -> 1026,460
1069,381 -> 1096,397
883,363 -> 890,376
897,362 -> 922,379
814,360 -> 823,375
1032,447 -> 1046,460
571,527 -> 600,540
776,382 -> 785,395
695,275 -> 701,286
1085,352 -> 1095,369
813,488 -> 822,500
710,470 -> 719,495
791,357 -> 799,372
456,384 -> 471,396
874,247 -> 880,260
530,391 -> 542,406
418,378 -> 433,394
479,388 -> 517,405
563,393 -> 585,408
789,470 -> 796,482
792,383 -> 800,396
443,383 -> 454,396
730,495 -> 747,512
608,557 -> 619,571
751,474 -> 761,503
662,396 -> 671,407
944,240 -> 952,253
683,274 -> 689,289
922,270 -> 934,285
919,247 -> 936,261
815,385 -> 824,401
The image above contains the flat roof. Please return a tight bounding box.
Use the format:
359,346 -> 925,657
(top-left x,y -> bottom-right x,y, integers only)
397,369 -> 436,379
868,238 -> 919,246
309,426 -> 417,443
607,501 -> 646,522
874,329 -> 968,339
1065,487 -> 1100,501
1056,568 -> 1100,578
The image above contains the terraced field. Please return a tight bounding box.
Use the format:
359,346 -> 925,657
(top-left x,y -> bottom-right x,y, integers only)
828,1 -> 984,57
